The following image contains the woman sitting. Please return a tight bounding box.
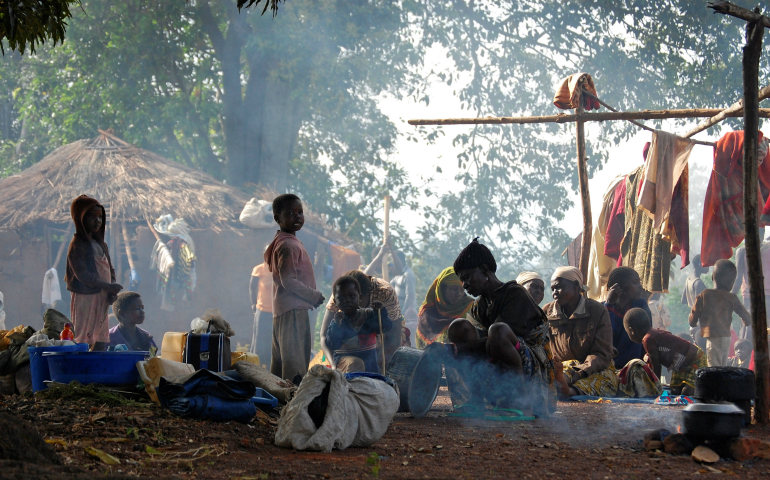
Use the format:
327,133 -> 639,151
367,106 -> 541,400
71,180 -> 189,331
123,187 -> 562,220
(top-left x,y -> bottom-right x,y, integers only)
543,267 -> 617,399
415,267 -> 473,349
446,238 -> 557,417
108,292 -> 156,352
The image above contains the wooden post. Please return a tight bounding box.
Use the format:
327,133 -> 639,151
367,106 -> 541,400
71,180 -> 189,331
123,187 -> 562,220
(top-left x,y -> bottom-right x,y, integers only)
381,195 -> 392,281
52,225 -> 74,270
742,15 -> 769,424
575,81 -> 592,282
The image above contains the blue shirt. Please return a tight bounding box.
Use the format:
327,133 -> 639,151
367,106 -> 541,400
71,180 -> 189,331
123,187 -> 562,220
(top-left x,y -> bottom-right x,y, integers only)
604,298 -> 651,368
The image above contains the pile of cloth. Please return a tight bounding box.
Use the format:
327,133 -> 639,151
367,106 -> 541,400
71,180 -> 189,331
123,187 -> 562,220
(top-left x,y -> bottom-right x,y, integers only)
156,369 -> 257,423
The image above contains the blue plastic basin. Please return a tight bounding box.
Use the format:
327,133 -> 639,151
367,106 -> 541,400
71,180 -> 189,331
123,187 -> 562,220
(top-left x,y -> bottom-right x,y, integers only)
29,344 -> 90,392
44,351 -> 149,386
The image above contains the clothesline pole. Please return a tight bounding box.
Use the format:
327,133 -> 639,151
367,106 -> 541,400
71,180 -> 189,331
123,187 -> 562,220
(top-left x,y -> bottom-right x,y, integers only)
713,0 -> 770,425
575,83 -> 592,282
382,195 -> 392,282
407,108 -> 770,126
683,84 -> 770,138
741,9 -> 770,426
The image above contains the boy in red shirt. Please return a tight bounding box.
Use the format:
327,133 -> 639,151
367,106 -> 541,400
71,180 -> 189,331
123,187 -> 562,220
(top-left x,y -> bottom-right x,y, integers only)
264,194 -> 325,384
624,307 -> 706,396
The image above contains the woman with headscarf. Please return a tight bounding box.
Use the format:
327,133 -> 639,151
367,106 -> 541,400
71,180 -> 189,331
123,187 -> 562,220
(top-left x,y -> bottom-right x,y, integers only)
543,266 -> 618,398
416,267 -> 474,349
516,271 -> 545,305
445,239 -> 557,418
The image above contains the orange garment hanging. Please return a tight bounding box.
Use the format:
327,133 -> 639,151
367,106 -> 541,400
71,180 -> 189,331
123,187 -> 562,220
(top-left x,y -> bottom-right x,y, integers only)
701,131 -> 770,267
553,73 -> 601,111
328,243 -> 362,282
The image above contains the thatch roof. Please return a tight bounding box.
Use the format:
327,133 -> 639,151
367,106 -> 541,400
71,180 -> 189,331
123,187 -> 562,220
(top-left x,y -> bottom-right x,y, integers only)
0,131 -> 251,229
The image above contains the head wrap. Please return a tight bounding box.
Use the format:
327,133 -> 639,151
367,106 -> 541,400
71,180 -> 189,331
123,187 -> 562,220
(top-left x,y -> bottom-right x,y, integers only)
551,266 -> 588,292
516,271 -> 543,286
453,237 -> 497,273
419,267 -> 473,319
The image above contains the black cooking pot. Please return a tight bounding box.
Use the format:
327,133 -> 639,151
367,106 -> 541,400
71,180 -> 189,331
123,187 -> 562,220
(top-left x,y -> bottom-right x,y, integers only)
682,403 -> 744,441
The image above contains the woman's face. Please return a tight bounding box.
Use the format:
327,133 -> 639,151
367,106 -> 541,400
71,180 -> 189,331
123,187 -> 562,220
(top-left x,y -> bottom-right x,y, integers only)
442,283 -> 467,305
456,267 -> 487,297
550,278 -> 579,307
524,279 -> 545,305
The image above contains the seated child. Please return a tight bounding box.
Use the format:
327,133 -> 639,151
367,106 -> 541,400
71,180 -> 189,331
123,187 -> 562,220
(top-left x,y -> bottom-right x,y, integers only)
729,339 -> 753,368
108,292 -> 157,352
324,275 -> 392,374
624,307 -> 705,396
688,259 -> 751,367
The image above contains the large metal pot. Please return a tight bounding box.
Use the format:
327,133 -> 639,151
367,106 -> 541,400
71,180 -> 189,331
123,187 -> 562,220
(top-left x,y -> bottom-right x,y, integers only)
682,403 -> 744,441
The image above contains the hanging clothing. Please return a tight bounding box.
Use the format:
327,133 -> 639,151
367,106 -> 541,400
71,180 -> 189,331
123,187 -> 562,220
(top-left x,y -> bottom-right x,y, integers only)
150,240 -> 175,282
621,165 -> 672,292
42,268 -> 62,306
328,243 -> 363,283
588,177 -> 623,300
158,237 -> 196,312
637,131 -> 694,269
701,131 -> 770,267
553,73 -> 601,111
566,232 -> 583,268
604,180 -> 627,260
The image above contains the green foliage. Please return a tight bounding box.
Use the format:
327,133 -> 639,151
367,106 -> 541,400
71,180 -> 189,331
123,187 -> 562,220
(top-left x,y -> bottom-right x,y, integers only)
366,452 -> 381,477
0,0 -> 79,54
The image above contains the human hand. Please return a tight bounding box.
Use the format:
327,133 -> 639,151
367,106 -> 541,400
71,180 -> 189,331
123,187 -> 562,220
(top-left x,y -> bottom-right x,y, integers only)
315,294 -> 326,308
371,301 -> 384,311
106,283 -> 123,295
606,284 -> 622,304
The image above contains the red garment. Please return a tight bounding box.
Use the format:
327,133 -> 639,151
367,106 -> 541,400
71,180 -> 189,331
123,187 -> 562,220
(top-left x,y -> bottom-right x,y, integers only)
701,131 -> 770,267
670,167 -> 690,268
604,179 -> 627,259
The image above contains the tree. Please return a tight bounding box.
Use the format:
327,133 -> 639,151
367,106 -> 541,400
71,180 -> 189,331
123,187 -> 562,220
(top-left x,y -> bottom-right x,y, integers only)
0,0 -> 80,54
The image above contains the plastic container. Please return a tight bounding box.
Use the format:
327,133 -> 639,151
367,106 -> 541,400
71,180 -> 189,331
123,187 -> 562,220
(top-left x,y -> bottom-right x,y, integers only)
44,350 -> 149,386
29,343 -> 90,392
59,324 -> 74,341
251,388 -> 278,408
385,343 -> 443,418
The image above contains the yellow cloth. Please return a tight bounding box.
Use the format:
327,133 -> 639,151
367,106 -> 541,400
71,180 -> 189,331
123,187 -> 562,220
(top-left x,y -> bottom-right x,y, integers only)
418,267 -> 472,320
563,360 -> 619,397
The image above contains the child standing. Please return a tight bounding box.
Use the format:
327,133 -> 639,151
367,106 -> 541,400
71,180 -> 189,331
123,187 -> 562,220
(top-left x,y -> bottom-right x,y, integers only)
689,259 -> 751,367
624,308 -> 705,396
325,275 -> 392,373
264,194 -> 325,384
249,261 -> 274,367
108,291 -> 156,352
65,195 -> 122,351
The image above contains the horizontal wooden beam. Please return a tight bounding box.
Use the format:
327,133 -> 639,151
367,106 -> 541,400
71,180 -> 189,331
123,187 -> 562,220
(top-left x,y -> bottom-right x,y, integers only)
683,85 -> 770,138
408,108 -> 770,126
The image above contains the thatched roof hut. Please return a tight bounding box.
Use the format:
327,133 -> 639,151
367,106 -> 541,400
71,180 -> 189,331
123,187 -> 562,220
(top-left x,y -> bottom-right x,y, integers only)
0,131 -> 248,229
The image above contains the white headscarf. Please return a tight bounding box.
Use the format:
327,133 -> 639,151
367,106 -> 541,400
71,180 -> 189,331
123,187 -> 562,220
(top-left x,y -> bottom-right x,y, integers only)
551,266 -> 589,292
516,271 -> 543,286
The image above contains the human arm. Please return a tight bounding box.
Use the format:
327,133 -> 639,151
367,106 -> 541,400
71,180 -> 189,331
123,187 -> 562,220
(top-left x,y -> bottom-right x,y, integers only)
249,275 -> 259,312
733,295 -> 752,326
363,245 -> 388,276
275,244 -> 324,306
688,294 -> 703,328
67,240 -> 122,293
319,307 -> 337,369
645,339 -> 663,379
574,307 -> 614,377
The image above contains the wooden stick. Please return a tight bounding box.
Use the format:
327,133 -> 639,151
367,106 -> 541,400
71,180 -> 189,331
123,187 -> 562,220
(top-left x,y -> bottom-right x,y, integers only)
575,84 -> 592,282
407,108 -> 770,126
381,195 -> 392,282
708,1 -> 770,29
741,16 -> 769,425
683,85 -> 770,138
122,222 -> 136,270
581,88 -> 716,147
52,224 -> 74,269
146,217 -> 162,242
378,308 -> 387,375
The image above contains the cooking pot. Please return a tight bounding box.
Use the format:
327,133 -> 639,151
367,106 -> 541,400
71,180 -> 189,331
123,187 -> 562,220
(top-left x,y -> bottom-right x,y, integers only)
682,403 -> 744,441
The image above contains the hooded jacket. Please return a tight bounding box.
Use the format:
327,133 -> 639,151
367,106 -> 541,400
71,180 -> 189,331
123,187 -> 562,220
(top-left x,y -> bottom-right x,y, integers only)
264,231 -> 321,317
65,195 -> 115,295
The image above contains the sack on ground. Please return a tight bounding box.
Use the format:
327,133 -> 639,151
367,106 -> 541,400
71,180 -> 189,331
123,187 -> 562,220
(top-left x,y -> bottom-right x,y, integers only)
274,365 -> 400,452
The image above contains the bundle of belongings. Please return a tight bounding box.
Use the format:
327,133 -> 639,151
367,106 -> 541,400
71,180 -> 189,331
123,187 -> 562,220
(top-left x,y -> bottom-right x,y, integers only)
274,365 -> 400,452
161,309 -> 236,373
151,215 -> 197,311
155,369 -> 257,423
0,309 -> 70,394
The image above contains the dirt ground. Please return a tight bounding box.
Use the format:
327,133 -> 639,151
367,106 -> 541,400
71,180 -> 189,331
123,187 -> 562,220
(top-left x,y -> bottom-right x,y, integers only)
2,387 -> 770,479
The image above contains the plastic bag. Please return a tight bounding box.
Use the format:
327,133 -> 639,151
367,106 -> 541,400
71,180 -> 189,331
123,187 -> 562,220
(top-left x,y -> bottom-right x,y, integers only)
274,365 -> 400,452
190,317 -> 208,334
239,198 -> 274,229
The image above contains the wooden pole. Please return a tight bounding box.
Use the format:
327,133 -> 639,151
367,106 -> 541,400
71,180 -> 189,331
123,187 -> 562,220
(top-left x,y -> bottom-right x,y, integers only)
709,1 -> 770,28
381,195 -> 392,282
52,224 -> 74,269
121,222 -> 136,270
683,85 -> 770,138
575,83 -> 592,282
407,108 -> 770,126
742,15 -> 769,424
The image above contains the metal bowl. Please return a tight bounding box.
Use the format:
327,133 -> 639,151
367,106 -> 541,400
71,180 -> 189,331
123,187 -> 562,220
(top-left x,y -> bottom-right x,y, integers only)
682,403 -> 744,441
